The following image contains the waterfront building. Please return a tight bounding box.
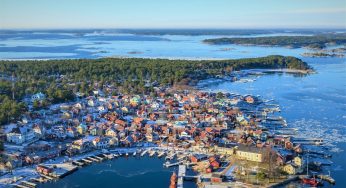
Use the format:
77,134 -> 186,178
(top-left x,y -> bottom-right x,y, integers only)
235,145 -> 264,162
6,126 -> 36,144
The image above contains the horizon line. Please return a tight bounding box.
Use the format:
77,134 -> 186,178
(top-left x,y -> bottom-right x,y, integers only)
1,27 -> 345,31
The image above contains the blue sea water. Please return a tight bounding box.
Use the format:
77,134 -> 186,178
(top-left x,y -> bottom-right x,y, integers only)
1,30 -> 345,187
38,156 -> 197,188
0,30 -> 308,60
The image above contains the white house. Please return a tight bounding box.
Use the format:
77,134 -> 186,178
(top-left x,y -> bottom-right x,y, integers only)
7,126 -> 36,144
88,99 -> 95,107
31,92 -> 46,102
92,137 -> 110,149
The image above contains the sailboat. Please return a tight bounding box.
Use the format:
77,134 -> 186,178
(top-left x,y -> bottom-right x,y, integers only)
301,151 -> 323,186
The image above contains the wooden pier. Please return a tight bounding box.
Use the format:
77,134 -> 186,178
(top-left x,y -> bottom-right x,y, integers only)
72,160 -> 84,166
141,149 -> 148,156
87,156 -> 99,162
317,175 -> 336,184
40,174 -> 54,180
177,165 -> 186,188
14,184 -> 31,188
164,161 -> 182,168
81,158 -> 92,164
30,178 -> 45,183
94,155 -> 104,161
21,181 -> 36,188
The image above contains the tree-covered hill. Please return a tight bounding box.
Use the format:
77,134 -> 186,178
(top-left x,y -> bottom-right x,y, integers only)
203,33 -> 346,49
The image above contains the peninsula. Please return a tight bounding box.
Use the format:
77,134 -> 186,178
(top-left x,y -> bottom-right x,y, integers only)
203,33 -> 346,49
0,56 -> 330,188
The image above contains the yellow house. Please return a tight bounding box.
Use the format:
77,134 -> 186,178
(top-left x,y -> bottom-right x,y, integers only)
293,156 -> 303,167
283,164 -> 297,175
283,158 -> 304,175
236,145 -> 263,162
215,146 -> 235,155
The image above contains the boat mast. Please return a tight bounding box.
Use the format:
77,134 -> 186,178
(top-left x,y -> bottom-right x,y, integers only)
306,150 -> 309,176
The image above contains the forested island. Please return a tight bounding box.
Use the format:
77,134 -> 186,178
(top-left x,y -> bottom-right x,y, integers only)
203,33 -> 346,49
0,55 -> 310,125
301,52 -> 345,58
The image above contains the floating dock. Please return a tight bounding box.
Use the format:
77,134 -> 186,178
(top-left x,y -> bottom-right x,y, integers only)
14,184 -> 30,188
317,175 -> 336,184
72,160 -> 84,166
87,156 -> 99,162
141,149 -> 148,156
81,158 -> 92,164
40,174 -> 54,180
157,151 -> 165,158
30,178 -> 45,183
164,161 -> 181,168
21,181 -> 36,188
177,165 -> 186,188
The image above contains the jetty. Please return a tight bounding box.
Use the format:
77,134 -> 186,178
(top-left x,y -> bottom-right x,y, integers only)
293,137 -> 324,145
30,178 -> 44,183
164,161 -> 181,168
14,184 -> 31,188
177,165 -> 186,188
141,149 -> 148,156
102,154 -> 114,159
81,158 -> 92,164
94,155 -> 104,161
317,174 -> 335,184
72,160 -> 84,166
165,152 -> 175,160
40,174 -> 54,180
87,156 -> 99,162
157,151 -> 165,158
21,181 -> 36,188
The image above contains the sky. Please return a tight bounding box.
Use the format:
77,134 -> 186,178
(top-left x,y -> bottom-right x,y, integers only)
0,0 -> 345,29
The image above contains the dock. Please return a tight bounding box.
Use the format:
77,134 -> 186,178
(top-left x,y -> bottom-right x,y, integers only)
81,158 -> 92,164
30,178 -> 45,183
21,181 -> 36,188
40,174 -> 54,180
177,165 -> 186,188
14,184 -> 31,188
102,154 -> 114,159
94,155 -> 104,161
141,149 -> 148,156
157,151 -> 165,158
73,160 -> 84,166
164,161 -> 181,168
317,175 -> 336,184
165,152 -> 175,160
87,156 -> 99,162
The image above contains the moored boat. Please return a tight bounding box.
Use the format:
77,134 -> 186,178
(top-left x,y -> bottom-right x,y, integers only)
169,172 -> 177,188
301,177 -> 322,187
